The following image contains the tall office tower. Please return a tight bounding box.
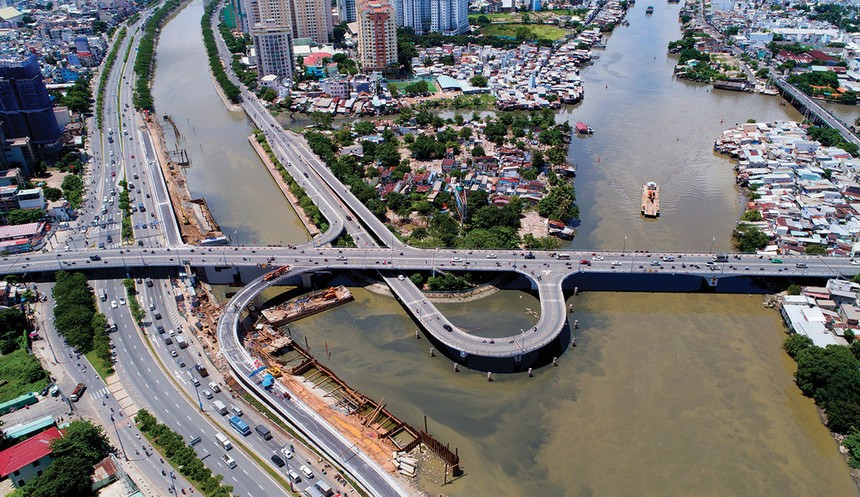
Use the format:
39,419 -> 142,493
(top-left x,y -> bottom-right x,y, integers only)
338,0 -> 357,23
0,56 -> 60,148
253,29 -> 295,80
356,0 -> 397,72
245,0 -> 293,28
394,0 -> 429,34
244,0 -> 296,80
430,0 -> 468,35
290,0 -> 333,43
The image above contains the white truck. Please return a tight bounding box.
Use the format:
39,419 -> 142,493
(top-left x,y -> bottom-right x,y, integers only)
176,335 -> 188,349
213,400 -> 227,415
215,432 -> 232,450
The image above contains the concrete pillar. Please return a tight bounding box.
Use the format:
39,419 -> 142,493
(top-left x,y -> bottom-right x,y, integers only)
300,273 -> 313,288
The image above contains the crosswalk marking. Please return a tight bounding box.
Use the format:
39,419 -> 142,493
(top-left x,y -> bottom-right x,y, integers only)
89,387 -> 109,401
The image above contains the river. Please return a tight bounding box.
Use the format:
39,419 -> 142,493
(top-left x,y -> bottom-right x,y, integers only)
561,4 -> 802,252
151,0 -> 307,247
154,2 -> 859,496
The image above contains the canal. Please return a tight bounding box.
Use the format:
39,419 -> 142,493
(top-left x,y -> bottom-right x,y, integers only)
151,0 -> 307,247
154,2 -> 859,496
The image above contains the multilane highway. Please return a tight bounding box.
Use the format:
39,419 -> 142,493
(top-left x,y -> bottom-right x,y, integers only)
33,8 -> 860,494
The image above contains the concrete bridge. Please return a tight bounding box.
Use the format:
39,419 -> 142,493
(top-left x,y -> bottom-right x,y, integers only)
6,244 -> 855,371
771,75 -> 860,149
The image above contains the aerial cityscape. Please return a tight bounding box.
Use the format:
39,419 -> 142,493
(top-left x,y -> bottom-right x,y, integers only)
0,0 -> 858,496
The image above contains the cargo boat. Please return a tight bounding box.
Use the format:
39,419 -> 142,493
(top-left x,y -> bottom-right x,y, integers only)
641,181 -> 660,218
575,122 -> 594,135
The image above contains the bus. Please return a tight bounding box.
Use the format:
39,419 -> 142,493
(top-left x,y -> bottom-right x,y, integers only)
229,415 -> 250,436
556,253 -> 571,260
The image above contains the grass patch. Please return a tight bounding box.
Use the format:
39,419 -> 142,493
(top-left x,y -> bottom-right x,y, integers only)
0,347 -> 49,403
482,23 -> 571,41
387,80 -> 439,93
85,349 -> 113,380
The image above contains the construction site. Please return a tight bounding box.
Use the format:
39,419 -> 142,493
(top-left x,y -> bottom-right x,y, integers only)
144,113 -> 225,244
237,284 -> 462,483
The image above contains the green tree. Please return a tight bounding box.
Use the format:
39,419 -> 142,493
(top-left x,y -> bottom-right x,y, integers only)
5,209 -> 44,225
0,308 -> 30,354
469,75 -> 488,87
805,244 -> 827,255
795,345 -> 860,407
92,20 -> 108,33
42,186 -> 62,202
732,224 -> 768,253
783,333 -> 813,359
353,121 -> 376,135
410,273 -> 424,287
740,209 -> 762,221
310,112 -> 334,129
61,174 -> 84,207
21,420 -> 111,497
538,183 -> 579,222
258,86 -> 278,102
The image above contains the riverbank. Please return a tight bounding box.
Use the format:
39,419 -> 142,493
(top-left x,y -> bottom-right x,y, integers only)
247,135 -> 319,238
143,114 -> 222,244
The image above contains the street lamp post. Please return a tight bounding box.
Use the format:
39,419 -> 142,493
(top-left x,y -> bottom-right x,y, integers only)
622,235 -> 628,255
193,381 -> 202,411
110,414 -> 128,461
709,235 -> 716,254
233,230 -> 239,247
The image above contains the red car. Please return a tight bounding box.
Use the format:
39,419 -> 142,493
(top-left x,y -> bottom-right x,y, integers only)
580,259 -> 591,266
111,171 -> 116,177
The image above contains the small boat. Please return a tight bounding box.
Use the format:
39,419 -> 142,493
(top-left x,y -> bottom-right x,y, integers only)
575,122 -> 594,135
641,181 -> 660,218
646,5 -> 654,14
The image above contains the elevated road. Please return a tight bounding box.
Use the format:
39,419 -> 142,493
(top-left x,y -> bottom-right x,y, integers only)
218,269 -> 411,497
771,76 -> 860,149
8,244 -> 857,364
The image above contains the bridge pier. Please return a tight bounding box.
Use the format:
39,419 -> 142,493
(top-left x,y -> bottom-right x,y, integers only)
300,273 -> 314,288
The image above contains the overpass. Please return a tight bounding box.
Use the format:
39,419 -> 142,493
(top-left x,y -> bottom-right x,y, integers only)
6,244 -> 855,369
771,76 -> 860,149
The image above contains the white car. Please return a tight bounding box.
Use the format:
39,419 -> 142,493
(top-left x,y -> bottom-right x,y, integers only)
397,274 -> 405,280
593,256 -> 605,261
852,260 -> 860,266
119,298 -> 126,306
110,300 -> 118,309
280,448 -> 294,459
486,253 -> 497,259
611,261 -> 622,266
451,257 -> 463,263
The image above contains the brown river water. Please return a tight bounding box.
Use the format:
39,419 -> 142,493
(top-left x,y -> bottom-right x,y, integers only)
157,2 -> 858,496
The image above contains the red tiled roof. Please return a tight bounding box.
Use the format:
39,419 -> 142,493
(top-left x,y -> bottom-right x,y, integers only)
303,52 -> 334,67
0,427 -> 62,477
